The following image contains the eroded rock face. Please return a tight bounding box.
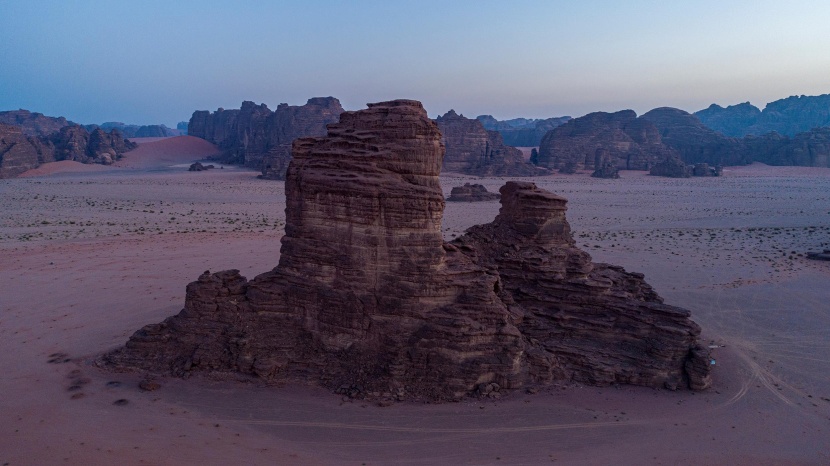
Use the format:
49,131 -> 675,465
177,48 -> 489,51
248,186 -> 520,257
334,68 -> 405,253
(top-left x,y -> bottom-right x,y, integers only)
105,100 -> 711,401
447,183 -> 501,202
0,122 -> 135,178
187,97 -> 344,179
436,110 -> 548,176
0,110 -> 74,136
695,94 -> 830,137
650,155 -> 691,178
538,110 -> 676,171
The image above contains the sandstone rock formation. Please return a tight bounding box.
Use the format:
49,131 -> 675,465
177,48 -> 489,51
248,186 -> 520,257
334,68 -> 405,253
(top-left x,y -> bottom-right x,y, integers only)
590,149 -> 620,179
537,110 -> 676,172
478,114 -> 572,147
187,97 -> 344,179
695,93 -> 830,137
436,110 -> 548,176
188,162 -> 214,171
85,122 -> 179,138
447,183 -> 501,202
104,100 -> 711,401
0,122 -> 135,178
0,109 -> 74,136
649,155 -> 691,178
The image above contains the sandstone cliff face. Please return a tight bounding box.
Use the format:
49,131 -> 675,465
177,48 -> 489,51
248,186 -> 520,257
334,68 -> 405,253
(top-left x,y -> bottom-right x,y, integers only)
0,124 -> 53,178
478,114 -> 571,146
0,110 -> 74,136
187,97 -> 344,179
0,122 -> 135,178
640,107 -> 750,166
695,94 -> 830,137
105,100 -> 711,401
537,110 -> 676,171
436,110 -> 547,176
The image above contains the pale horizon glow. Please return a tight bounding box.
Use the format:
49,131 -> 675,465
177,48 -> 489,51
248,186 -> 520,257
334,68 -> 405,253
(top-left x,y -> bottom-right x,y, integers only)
2,0 -> 830,126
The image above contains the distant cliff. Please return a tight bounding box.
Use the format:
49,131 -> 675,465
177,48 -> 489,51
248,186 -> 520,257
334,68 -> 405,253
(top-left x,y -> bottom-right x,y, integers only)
477,114 -> 571,146
695,94 -> 830,137
0,120 -> 136,178
0,110 -> 75,136
436,110 -> 547,176
84,122 -> 180,138
539,107 -> 830,170
188,97 -> 344,179
537,110 -> 675,171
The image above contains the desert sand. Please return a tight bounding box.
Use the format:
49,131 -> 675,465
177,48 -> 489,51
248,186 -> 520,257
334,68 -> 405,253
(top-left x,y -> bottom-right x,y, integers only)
2,143 -> 829,464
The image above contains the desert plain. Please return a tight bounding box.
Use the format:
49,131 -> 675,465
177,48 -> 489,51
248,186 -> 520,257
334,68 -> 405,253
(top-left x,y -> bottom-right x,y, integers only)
1,136 -> 829,465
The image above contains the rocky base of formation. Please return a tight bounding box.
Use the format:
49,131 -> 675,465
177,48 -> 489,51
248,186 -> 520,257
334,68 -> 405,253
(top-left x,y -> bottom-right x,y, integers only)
188,97 -> 344,179
446,183 -> 501,202
0,123 -> 136,178
104,100 -> 711,402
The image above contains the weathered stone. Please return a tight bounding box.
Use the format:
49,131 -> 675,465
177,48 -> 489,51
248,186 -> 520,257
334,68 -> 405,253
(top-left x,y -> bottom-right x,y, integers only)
590,149 -> 620,179
436,110 -> 548,176
650,155 -> 691,178
105,100 -> 711,400
447,183 -> 500,202
538,110 -> 676,171
187,97 -> 344,179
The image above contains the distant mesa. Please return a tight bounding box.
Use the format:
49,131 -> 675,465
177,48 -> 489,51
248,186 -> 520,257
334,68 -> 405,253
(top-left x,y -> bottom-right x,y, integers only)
538,106 -> 830,171
477,114 -> 571,147
695,93 -> 830,137
537,110 -> 675,172
85,122 -> 180,138
446,183 -> 500,202
435,110 -> 549,176
187,97 -> 344,180
0,111 -> 136,179
104,99 -> 711,402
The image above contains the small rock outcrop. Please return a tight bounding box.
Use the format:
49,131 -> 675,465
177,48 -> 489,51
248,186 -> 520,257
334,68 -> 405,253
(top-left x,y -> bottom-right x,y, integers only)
807,250 -> 830,261
650,155 -> 691,178
590,149 -> 620,179
447,183 -> 500,202
187,97 -> 344,179
104,100 -> 711,401
188,162 -> 215,171
436,110 -> 548,176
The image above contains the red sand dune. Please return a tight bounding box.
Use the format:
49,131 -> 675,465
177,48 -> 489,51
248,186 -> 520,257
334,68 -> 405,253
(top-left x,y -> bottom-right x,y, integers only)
114,135 -> 221,169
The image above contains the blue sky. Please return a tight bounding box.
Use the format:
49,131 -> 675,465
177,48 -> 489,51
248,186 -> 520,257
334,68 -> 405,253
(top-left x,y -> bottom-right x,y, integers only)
2,0 -> 829,126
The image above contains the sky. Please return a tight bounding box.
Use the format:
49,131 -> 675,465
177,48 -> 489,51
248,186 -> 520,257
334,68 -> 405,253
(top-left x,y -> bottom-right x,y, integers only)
2,0 -> 830,126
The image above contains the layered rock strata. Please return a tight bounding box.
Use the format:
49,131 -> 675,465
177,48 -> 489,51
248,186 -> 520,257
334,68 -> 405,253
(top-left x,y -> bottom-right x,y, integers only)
447,183 -> 501,202
0,122 -> 135,178
187,97 -> 344,179
436,110 -> 548,176
537,110 -> 676,171
105,100 -> 711,401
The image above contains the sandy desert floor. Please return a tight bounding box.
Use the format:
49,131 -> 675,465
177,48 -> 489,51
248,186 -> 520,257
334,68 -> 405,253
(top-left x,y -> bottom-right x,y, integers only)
2,139 -> 829,465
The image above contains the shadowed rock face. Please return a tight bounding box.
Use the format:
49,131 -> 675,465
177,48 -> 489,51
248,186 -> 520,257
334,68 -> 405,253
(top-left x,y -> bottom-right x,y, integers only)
0,122 -> 136,178
105,100 -> 711,401
695,94 -> 830,137
436,110 -> 548,176
537,110 -> 676,171
187,97 -> 344,179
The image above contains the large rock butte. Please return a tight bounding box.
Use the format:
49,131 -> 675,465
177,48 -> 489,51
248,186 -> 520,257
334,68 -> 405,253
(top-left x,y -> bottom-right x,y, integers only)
187,97 -> 345,179
105,100 -> 711,401
436,110 -> 548,176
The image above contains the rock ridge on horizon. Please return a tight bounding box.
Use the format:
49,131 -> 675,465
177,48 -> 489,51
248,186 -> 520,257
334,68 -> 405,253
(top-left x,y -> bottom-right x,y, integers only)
105,99 -> 711,401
